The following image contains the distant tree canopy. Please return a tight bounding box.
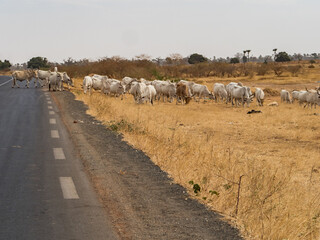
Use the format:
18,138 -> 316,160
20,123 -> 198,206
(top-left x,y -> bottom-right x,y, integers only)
230,57 -> 240,64
0,60 -> 12,70
188,53 -> 207,64
27,57 -> 50,69
275,52 -> 291,62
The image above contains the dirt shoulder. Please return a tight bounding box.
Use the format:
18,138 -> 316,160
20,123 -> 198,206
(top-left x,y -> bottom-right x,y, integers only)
52,91 -> 242,240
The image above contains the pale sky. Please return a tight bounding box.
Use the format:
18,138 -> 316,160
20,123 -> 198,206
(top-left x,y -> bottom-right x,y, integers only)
0,0 -> 319,63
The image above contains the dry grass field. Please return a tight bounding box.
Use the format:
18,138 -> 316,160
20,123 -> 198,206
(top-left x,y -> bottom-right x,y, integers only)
70,71 -> 320,239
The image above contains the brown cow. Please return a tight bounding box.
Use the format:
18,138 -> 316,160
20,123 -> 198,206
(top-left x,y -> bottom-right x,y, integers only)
176,82 -> 192,105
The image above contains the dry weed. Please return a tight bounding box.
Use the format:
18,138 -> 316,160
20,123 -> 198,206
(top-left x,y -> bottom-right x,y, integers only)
71,77 -> 320,239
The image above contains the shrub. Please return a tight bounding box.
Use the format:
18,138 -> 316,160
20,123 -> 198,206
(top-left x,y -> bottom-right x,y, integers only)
287,65 -> 302,77
188,53 -> 207,64
275,52 -> 291,62
0,60 -> 12,70
256,63 -> 271,76
230,57 -> 240,64
271,63 -> 286,76
27,57 -> 50,69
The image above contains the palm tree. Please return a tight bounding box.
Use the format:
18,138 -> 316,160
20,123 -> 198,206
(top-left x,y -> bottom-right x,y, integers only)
243,50 -> 247,63
273,48 -> 277,61
246,50 -> 251,62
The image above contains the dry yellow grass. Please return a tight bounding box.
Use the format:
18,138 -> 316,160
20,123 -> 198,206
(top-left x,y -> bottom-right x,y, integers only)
71,76 -> 320,240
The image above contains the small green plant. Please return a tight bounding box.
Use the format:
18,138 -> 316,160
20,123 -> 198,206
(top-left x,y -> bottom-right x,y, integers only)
193,184 -> 201,193
109,119 -> 134,132
223,184 -> 232,190
188,181 -> 201,194
209,190 -> 220,196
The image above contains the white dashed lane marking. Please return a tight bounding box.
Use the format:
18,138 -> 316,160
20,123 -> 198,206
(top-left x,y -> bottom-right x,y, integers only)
48,106 -> 53,109
51,130 -> 60,138
59,177 -> 79,199
49,118 -> 56,124
53,148 -> 65,160
48,101 -> 52,104
49,111 -> 54,115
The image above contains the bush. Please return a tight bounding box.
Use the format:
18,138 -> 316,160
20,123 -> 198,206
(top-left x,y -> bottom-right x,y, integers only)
256,63 -> 271,76
287,65 -> 302,77
271,63 -> 286,76
27,57 -> 50,69
230,58 -> 240,64
188,53 -> 207,64
275,52 -> 291,62
0,60 -> 12,70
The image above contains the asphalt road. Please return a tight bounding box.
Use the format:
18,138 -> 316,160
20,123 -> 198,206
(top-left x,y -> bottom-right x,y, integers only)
0,76 -> 118,240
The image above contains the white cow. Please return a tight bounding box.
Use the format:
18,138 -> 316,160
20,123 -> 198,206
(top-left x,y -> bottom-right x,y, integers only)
291,90 -> 300,103
226,82 -> 243,104
159,82 -> 176,102
230,85 -> 251,107
129,81 -> 140,102
137,82 -> 147,98
297,90 -> 308,106
48,72 -> 63,91
304,89 -> 320,109
191,84 -> 213,102
59,72 -> 73,90
255,88 -> 265,106
213,83 -> 227,103
36,70 -> 51,87
109,81 -> 125,99
83,76 -> 93,94
122,77 -> 137,92
12,69 -> 36,88
280,90 -> 292,103
151,80 -> 164,101
140,85 -> 157,105
102,79 -> 121,95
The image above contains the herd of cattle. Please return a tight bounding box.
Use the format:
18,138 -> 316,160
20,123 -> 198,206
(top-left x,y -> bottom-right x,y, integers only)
82,75 -> 320,108
11,68 -> 73,91
10,69 -> 320,108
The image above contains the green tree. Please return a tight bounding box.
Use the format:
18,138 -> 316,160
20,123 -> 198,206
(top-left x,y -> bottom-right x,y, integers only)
230,57 -> 240,64
0,60 -> 12,70
27,57 -> 50,69
188,53 -> 207,64
275,52 -> 291,62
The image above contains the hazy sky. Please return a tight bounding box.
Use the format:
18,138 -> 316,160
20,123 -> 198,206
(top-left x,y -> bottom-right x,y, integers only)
0,0 -> 319,63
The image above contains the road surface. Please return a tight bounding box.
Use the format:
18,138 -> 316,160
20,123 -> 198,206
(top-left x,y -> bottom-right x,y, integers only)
0,76 -> 118,240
